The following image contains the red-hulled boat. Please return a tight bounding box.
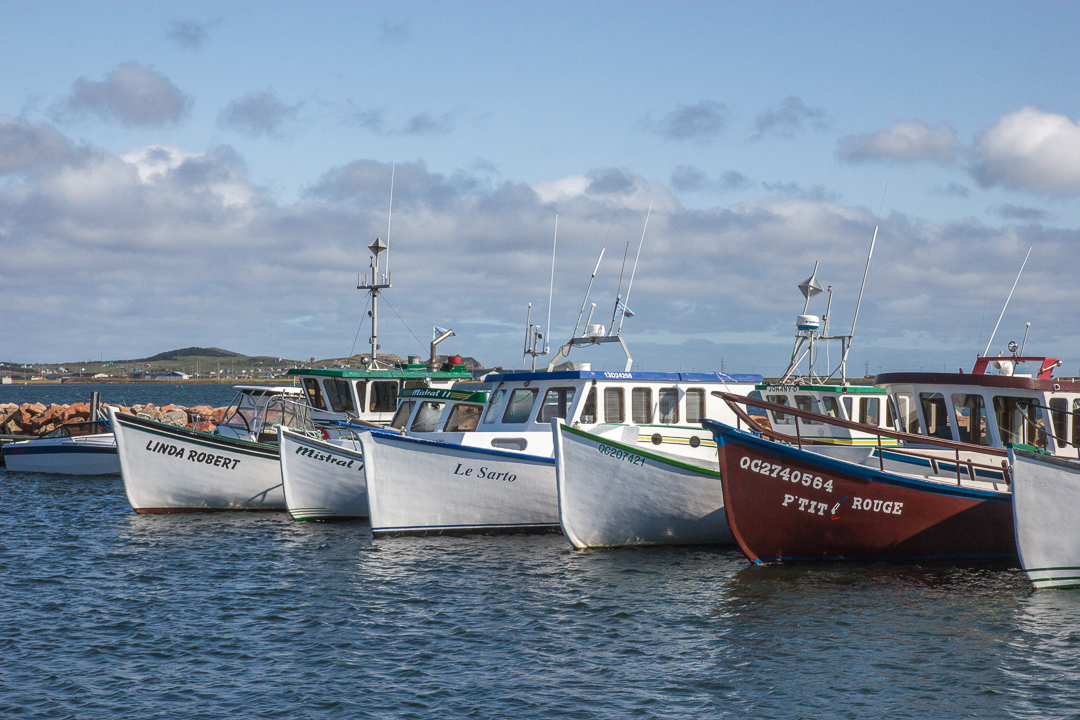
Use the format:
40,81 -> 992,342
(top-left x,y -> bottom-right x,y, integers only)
703,394 -> 1015,563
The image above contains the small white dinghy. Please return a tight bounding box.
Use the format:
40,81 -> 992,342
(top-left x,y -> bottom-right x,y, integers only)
553,420 -> 732,549
1011,447 -> 1080,589
2,420 -> 119,476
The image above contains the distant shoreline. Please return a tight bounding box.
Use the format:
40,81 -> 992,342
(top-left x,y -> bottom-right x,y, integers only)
3,378 -> 295,386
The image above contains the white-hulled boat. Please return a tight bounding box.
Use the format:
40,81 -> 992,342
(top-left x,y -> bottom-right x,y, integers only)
361,354 -> 761,537
280,386 -> 490,521
553,420 -> 730,548
111,386 -> 310,513
2,419 -> 119,475
1011,447 -> 1080,589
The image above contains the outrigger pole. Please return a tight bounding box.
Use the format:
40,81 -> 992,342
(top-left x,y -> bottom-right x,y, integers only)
618,203 -> 651,336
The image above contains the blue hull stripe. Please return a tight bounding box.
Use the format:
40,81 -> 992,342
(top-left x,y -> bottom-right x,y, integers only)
4,445 -> 116,456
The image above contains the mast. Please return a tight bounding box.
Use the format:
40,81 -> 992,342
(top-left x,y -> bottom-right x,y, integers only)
358,237 -> 390,368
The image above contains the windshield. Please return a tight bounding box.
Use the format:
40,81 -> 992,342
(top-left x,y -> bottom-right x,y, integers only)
221,391 -> 312,433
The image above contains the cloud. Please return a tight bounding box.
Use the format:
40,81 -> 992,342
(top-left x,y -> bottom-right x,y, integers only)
0,116 -> 77,174
761,181 -> 840,202
403,112 -> 452,135
670,166 -> 751,193
218,90 -> 301,138
970,106 -> 1080,194
1,128 -> 1078,376
166,19 -> 213,49
379,20 -> 411,43
992,203 -> 1048,222
55,62 -> 191,127
934,181 -> 970,198
650,101 -> 727,142
837,120 -> 957,164
753,96 -> 828,139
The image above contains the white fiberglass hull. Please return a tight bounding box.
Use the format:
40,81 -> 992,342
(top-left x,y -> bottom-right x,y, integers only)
554,422 -> 731,549
1011,448 -> 1080,589
359,430 -> 559,536
2,435 -> 119,475
110,409 -> 283,513
280,427 -> 368,520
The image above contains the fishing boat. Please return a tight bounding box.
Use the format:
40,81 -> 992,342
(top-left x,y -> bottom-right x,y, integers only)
279,386 -> 490,521
2,392 -> 119,475
111,386 -> 311,512
553,420 -> 730,548
1010,447 -> 1080,589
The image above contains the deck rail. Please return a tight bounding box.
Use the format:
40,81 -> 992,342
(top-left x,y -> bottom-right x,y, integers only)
713,391 -> 1009,485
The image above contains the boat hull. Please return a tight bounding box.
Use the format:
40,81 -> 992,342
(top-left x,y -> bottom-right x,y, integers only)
554,422 -> 731,548
1011,449 -> 1080,589
280,428 -> 368,521
359,430 -> 559,536
703,420 -> 1016,563
110,409 -> 283,513
3,437 -> 119,475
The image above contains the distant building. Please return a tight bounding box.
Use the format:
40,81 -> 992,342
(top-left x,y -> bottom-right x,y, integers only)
151,371 -> 191,380
92,373 -> 109,378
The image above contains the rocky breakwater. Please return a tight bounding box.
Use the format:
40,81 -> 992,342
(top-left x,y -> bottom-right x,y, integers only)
0,402 -> 229,436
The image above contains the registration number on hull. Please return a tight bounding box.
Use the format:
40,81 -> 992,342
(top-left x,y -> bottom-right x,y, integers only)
739,456 -> 833,493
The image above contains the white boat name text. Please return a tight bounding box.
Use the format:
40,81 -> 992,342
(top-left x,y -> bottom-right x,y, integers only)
740,456 -> 833,492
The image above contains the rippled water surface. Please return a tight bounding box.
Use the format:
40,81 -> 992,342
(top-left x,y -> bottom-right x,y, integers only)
4,468 -> 1080,718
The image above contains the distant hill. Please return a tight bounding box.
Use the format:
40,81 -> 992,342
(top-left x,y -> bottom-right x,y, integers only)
124,347 -> 245,363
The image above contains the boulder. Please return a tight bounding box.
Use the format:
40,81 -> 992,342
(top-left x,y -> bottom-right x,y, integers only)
28,402 -> 46,415
159,408 -> 188,427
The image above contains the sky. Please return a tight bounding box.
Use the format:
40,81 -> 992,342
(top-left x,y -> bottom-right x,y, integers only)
2,0 -> 1079,377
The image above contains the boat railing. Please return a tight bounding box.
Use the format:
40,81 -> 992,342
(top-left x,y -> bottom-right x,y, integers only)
714,391 -> 1009,485
1012,400 -> 1080,459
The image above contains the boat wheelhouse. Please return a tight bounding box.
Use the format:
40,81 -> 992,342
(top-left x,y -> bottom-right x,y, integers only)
750,383 -> 897,447
287,364 -> 474,428
876,355 -> 1080,459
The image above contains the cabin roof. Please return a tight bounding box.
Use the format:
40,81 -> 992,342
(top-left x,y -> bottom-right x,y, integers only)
286,367 -> 472,380
482,370 -> 762,384
874,371 -> 1080,393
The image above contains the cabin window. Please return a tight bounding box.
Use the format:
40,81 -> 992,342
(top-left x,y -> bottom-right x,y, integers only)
821,396 -> 841,419
1049,398 -> 1069,449
604,388 -> 625,423
951,394 -> 990,445
993,396 -> 1047,448
1073,399 -> 1080,449
537,387 -> 577,423
685,389 -> 705,423
579,388 -> 598,424
390,401 -> 415,429
502,388 -> 539,424
861,397 -> 881,426
894,393 -> 920,434
766,395 -> 794,425
410,401 -> 445,433
353,381 -> 367,412
323,379 -> 355,414
369,381 -> 398,413
919,393 -> 954,440
444,403 -> 484,432
794,395 -> 822,425
403,381 -> 426,389
632,388 -> 652,424
302,378 -> 327,411
658,388 -> 679,424
483,389 -> 507,424
842,396 -> 853,420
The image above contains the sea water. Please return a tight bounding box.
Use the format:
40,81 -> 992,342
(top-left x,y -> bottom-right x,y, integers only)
4,386 -> 1080,718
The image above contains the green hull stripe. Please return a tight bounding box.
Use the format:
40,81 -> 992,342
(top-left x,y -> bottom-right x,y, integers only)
562,423 -> 721,476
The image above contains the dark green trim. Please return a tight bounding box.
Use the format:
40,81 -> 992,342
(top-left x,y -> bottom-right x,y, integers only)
398,387 -> 489,402
287,368 -> 471,380
560,423 -> 721,476
115,413 -> 278,459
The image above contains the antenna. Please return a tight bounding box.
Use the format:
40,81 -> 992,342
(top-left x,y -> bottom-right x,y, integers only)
1020,321 -> 1031,355
849,225 -> 877,340
522,303 -> 533,364
572,248 -> 606,338
609,236 -> 631,334
618,203 -> 651,335
983,246 -> 1032,357
545,214 -> 558,354
385,163 -> 394,277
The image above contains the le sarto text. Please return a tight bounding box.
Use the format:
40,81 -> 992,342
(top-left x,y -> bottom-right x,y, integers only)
144,440 -> 241,470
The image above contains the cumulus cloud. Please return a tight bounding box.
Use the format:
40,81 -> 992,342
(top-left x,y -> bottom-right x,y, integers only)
649,101 -> 727,142
670,166 -> 751,193
55,62 -> 191,127
343,107 -> 452,136
166,19 -> 213,49
2,128 -> 1078,375
753,96 -> 828,139
218,90 -> 301,138
403,112 -> 452,135
970,106 -> 1080,194
934,181 -> 970,198
761,181 -> 840,202
837,120 -> 957,164
993,203 -> 1048,222
0,116 -> 77,174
